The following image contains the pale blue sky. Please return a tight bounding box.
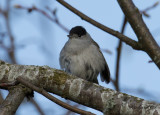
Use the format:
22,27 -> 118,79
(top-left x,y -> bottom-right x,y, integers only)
0,0 -> 160,115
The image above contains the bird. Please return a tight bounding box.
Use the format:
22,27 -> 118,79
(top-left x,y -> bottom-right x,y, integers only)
59,26 -> 110,84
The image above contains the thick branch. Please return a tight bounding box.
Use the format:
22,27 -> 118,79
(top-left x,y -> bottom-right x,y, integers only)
117,0 -> 160,69
56,0 -> 142,50
17,77 -> 95,115
0,86 -> 26,115
0,61 -> 160,114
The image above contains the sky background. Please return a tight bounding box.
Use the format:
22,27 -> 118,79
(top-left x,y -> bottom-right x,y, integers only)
0,0 -> 160,115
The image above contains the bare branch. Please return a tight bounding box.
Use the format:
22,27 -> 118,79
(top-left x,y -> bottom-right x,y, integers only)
117,0 -> 160,69
14,5 -> 69,33
114,17 -> 127,91
114,1 -> 160,91
1,61 -> 160,114
0,1 -> 16,63
0,86 -> 26,115
3,0 -> 17,64
56,0 -> 142,50
1,2 -> 46,115
141,1 -> 160,17
0,91 -> 4,104
17,77 -> 95,115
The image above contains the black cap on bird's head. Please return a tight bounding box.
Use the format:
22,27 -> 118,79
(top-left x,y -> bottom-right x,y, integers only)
68,26 -> 87,38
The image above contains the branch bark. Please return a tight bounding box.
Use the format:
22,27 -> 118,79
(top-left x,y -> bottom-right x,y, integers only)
117,0 -> 160,69
56,0 -> 160,69
56,0 -> 142,50
17,77 -> 95,115
0,86 -> 26,115
0,91 -> 3,104
0,60 -> 160,115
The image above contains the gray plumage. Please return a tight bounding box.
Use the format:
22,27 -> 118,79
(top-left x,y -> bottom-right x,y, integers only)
59,26 -> 110,84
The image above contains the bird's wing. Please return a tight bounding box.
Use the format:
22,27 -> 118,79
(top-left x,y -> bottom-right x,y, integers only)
92,39 -> 110,83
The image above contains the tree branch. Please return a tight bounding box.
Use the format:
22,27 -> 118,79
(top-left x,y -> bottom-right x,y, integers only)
17,77 -> 95,115
141,1 -> 160,17
117,0 -> 160,69
1,2 -> 46,115
0,86 -> 26,115
14,5 -> 69,33
56,0 -> 142,50
4,0 -> 17,64
0,60 -> 160,114
114,17 -> 127,91
113,1 -> 159,91
0,91 -> 4,104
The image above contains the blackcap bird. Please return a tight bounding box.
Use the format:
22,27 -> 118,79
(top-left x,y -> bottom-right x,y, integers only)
59,26 -> 110,84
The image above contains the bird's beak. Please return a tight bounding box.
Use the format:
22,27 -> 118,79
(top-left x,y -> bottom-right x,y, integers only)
67,35 -> 71,38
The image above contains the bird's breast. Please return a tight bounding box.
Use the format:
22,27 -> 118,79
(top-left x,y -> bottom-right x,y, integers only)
64,39 -> 91,55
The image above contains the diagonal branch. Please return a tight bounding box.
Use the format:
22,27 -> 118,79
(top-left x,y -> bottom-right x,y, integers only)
1,60 -> 160,114
15,5 -> 69,33
141,1 -> 160,17
56,0 -> 142,50
114,17 -> 127,91
117,0 -> 160,69
0,86 -> 26,115
4,0 -> 17,64
113,1 -> 159,91
1,2 -> 46,115
17,77 -> 95,115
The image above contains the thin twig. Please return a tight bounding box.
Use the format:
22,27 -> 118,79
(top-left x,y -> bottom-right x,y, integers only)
5,0 -> 17,64
118,0 -> 160,69
114,1 -> 160,91
17,77 -> 95,115
14,5 -> 69,33
141,1 -> 159,17
1,3 -> 45,114
0,0 -> 16,63
0,2 -> 46,115
114,17 -> 127,91
56,0 -> 142,50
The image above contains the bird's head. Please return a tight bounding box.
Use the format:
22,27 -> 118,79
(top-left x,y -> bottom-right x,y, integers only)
67,26 -> 87,39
